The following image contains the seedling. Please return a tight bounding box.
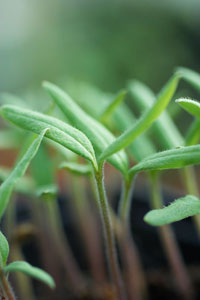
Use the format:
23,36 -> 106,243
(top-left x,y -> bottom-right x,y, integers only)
0,131 -> 55,299
1,67 -> 200,299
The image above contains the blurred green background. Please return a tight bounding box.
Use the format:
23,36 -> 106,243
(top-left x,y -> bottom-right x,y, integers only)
0,0 -> 200,94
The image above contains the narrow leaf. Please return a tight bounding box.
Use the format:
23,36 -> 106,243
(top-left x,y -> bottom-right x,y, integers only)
4,261 -> 55,289
63,81 -> 155,161
176,98 -> 200,118
99,90 -> 127,123
59,162 -> 92,176
129,144 -> 200,177
113,104 -> 156,161
100,74 -> 180,160
0,129 -> 47,219
0,232 -> 9,267
144,195 -> 200,226
129,80 -> 184,149
62,81 -> 155,161
43,82 -> 128,175
0,105 -> 97,170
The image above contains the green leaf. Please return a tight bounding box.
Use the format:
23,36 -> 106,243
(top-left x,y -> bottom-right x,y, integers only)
129,80 -> 184,149
113,104 -> 156,161
43,81 -> 128,175
129,144 -> 200,177
0,129 -> 47,219
176,98 -> 200,118
100,74 -> 180,160
59,162 -> 92,176
4,261 -> 55,289
144,195 -> 200,226
176,67 -> 200,92
0,105 -> 97,170
99,90 -> 127,123
63,80 -> 155,161
176,98 -> 200,146
0,231 -> 9,267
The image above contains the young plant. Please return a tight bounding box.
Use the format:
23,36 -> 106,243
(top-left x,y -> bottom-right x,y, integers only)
0,104 -> 125,299
1,67 -> 200,300
0,130 -> 55,300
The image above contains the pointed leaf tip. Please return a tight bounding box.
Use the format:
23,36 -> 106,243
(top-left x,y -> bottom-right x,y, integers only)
176,98 -> 200,118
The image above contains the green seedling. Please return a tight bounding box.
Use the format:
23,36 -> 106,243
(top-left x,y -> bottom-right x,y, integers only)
2,68 -> 200,300
0,230 -> 55,300
141,96 -> 200,228
128,79 -> 196,298
1,105 -> 98,170
0,130 -> 55,299
43,81 -> 128,175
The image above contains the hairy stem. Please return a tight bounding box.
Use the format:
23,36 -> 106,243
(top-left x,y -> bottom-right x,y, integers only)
70,175 -> 107,285
149,171 -> 194,299
94,164 -> 125,300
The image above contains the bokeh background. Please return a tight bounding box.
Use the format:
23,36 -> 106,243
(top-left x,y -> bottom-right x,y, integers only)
1,0 -> 200,94
1,3 -> 200,299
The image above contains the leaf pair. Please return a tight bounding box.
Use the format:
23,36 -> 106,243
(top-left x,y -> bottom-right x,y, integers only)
136,144 -> 200,226
0,130 -> 55,288
131,142 -> 200,227
0,230 -> 55,288
43,82 -> 128,175
4,261 -> 55,289
137,71 -> 200,227
0,105 -> 98,171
